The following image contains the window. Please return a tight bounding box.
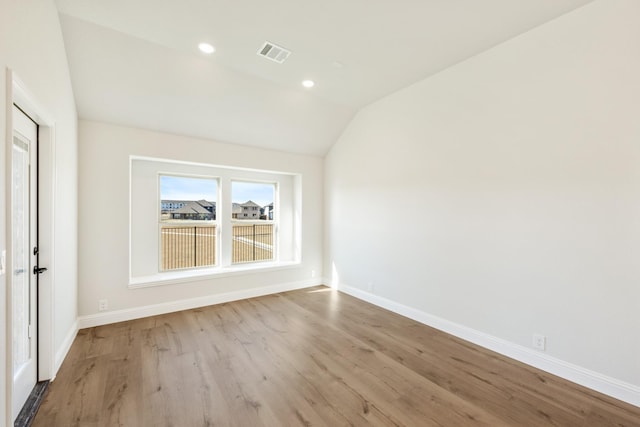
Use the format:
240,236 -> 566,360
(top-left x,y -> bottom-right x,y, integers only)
231,181 -> 275,264
130,157 -> 301,286
159,175 -> 217,271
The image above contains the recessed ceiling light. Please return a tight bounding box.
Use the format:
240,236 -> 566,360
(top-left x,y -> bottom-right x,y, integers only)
198,43 -> 215,54
302,80 -> 315,88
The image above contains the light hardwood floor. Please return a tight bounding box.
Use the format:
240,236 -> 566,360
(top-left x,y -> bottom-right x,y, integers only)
33,286 -> 640,426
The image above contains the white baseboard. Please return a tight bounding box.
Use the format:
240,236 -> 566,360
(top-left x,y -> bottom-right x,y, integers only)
54,319 -> 78,376
338,283 -> 640,409
78,278 -> 322,329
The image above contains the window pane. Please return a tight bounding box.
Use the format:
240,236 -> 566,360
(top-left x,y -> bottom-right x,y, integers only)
160,175 -> 217,270
160,175 -> 217,221
231,182 -> 275,264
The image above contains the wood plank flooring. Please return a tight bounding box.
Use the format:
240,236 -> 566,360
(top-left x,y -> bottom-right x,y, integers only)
32,286 -> 640,426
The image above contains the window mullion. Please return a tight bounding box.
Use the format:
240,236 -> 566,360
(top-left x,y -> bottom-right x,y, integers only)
219,178 -> 233,267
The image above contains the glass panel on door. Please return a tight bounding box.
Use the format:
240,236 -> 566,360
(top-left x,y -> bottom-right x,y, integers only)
12,134 -> 31,376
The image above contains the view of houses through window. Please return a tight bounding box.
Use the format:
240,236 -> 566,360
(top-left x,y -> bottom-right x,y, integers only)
231,181 -> 275,264
159,175 -> 217,271
159,175 -> 275,271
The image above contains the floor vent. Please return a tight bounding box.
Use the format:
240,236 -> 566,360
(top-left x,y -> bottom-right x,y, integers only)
257,42 -> 291,63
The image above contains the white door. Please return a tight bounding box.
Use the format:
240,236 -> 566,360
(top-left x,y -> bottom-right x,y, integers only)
11,104 -> 38,421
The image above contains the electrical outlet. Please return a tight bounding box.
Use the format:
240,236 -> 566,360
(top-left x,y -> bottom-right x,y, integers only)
311,269 -> 316,278
98,299 -> 108,312
533,334 -> 546,351
366,282 -> 374,292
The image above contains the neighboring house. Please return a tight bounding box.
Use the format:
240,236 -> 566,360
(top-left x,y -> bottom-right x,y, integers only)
161,200 -> 188,211
232,203 -> 242,219
196,199 -> 216,216
263,203 -> 274,220
231,200 -> 264,219
231,201 -> 274,220
161,199 -> 216,220
239,200 -> 261,219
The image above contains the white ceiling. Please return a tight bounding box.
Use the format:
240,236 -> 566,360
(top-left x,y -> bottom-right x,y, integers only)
56,0 -> 593,156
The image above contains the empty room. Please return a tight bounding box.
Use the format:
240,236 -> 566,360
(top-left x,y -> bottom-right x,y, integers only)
2,0 -> 640,425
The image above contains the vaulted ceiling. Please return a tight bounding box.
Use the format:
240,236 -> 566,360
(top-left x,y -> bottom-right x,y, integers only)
56,0 -> 593,156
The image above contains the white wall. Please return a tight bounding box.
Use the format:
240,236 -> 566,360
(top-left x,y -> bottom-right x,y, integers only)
0,0 -> 78,423
325,0 -> 640,398
78,120 -> 323,318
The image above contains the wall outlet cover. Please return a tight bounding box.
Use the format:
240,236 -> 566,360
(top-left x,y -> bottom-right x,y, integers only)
533,333 -> 546,351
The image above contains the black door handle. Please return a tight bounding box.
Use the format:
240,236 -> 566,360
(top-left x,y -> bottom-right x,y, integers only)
33,266 -> 48,275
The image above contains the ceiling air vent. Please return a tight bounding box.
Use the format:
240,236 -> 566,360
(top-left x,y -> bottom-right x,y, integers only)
257,41 -> 291,64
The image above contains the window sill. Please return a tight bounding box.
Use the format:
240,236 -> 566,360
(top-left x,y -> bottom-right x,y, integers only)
128,261 -> 301,289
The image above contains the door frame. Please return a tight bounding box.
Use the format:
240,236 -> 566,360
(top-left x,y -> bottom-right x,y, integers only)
5,69 -> 56,421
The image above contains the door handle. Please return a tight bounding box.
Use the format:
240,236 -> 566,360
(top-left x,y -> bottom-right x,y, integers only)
33,266 -> 48,275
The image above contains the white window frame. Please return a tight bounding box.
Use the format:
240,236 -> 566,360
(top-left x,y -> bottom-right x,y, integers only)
158,173 -> 219,272
129,156 -> 300,288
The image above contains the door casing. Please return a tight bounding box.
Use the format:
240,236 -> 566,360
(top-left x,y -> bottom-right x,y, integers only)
5,69 -> 56,423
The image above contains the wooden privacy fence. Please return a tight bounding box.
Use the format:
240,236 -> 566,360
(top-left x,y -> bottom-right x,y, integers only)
161,225 -> 216,270
161,223 -> 274,270
232,223 -> 274,264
